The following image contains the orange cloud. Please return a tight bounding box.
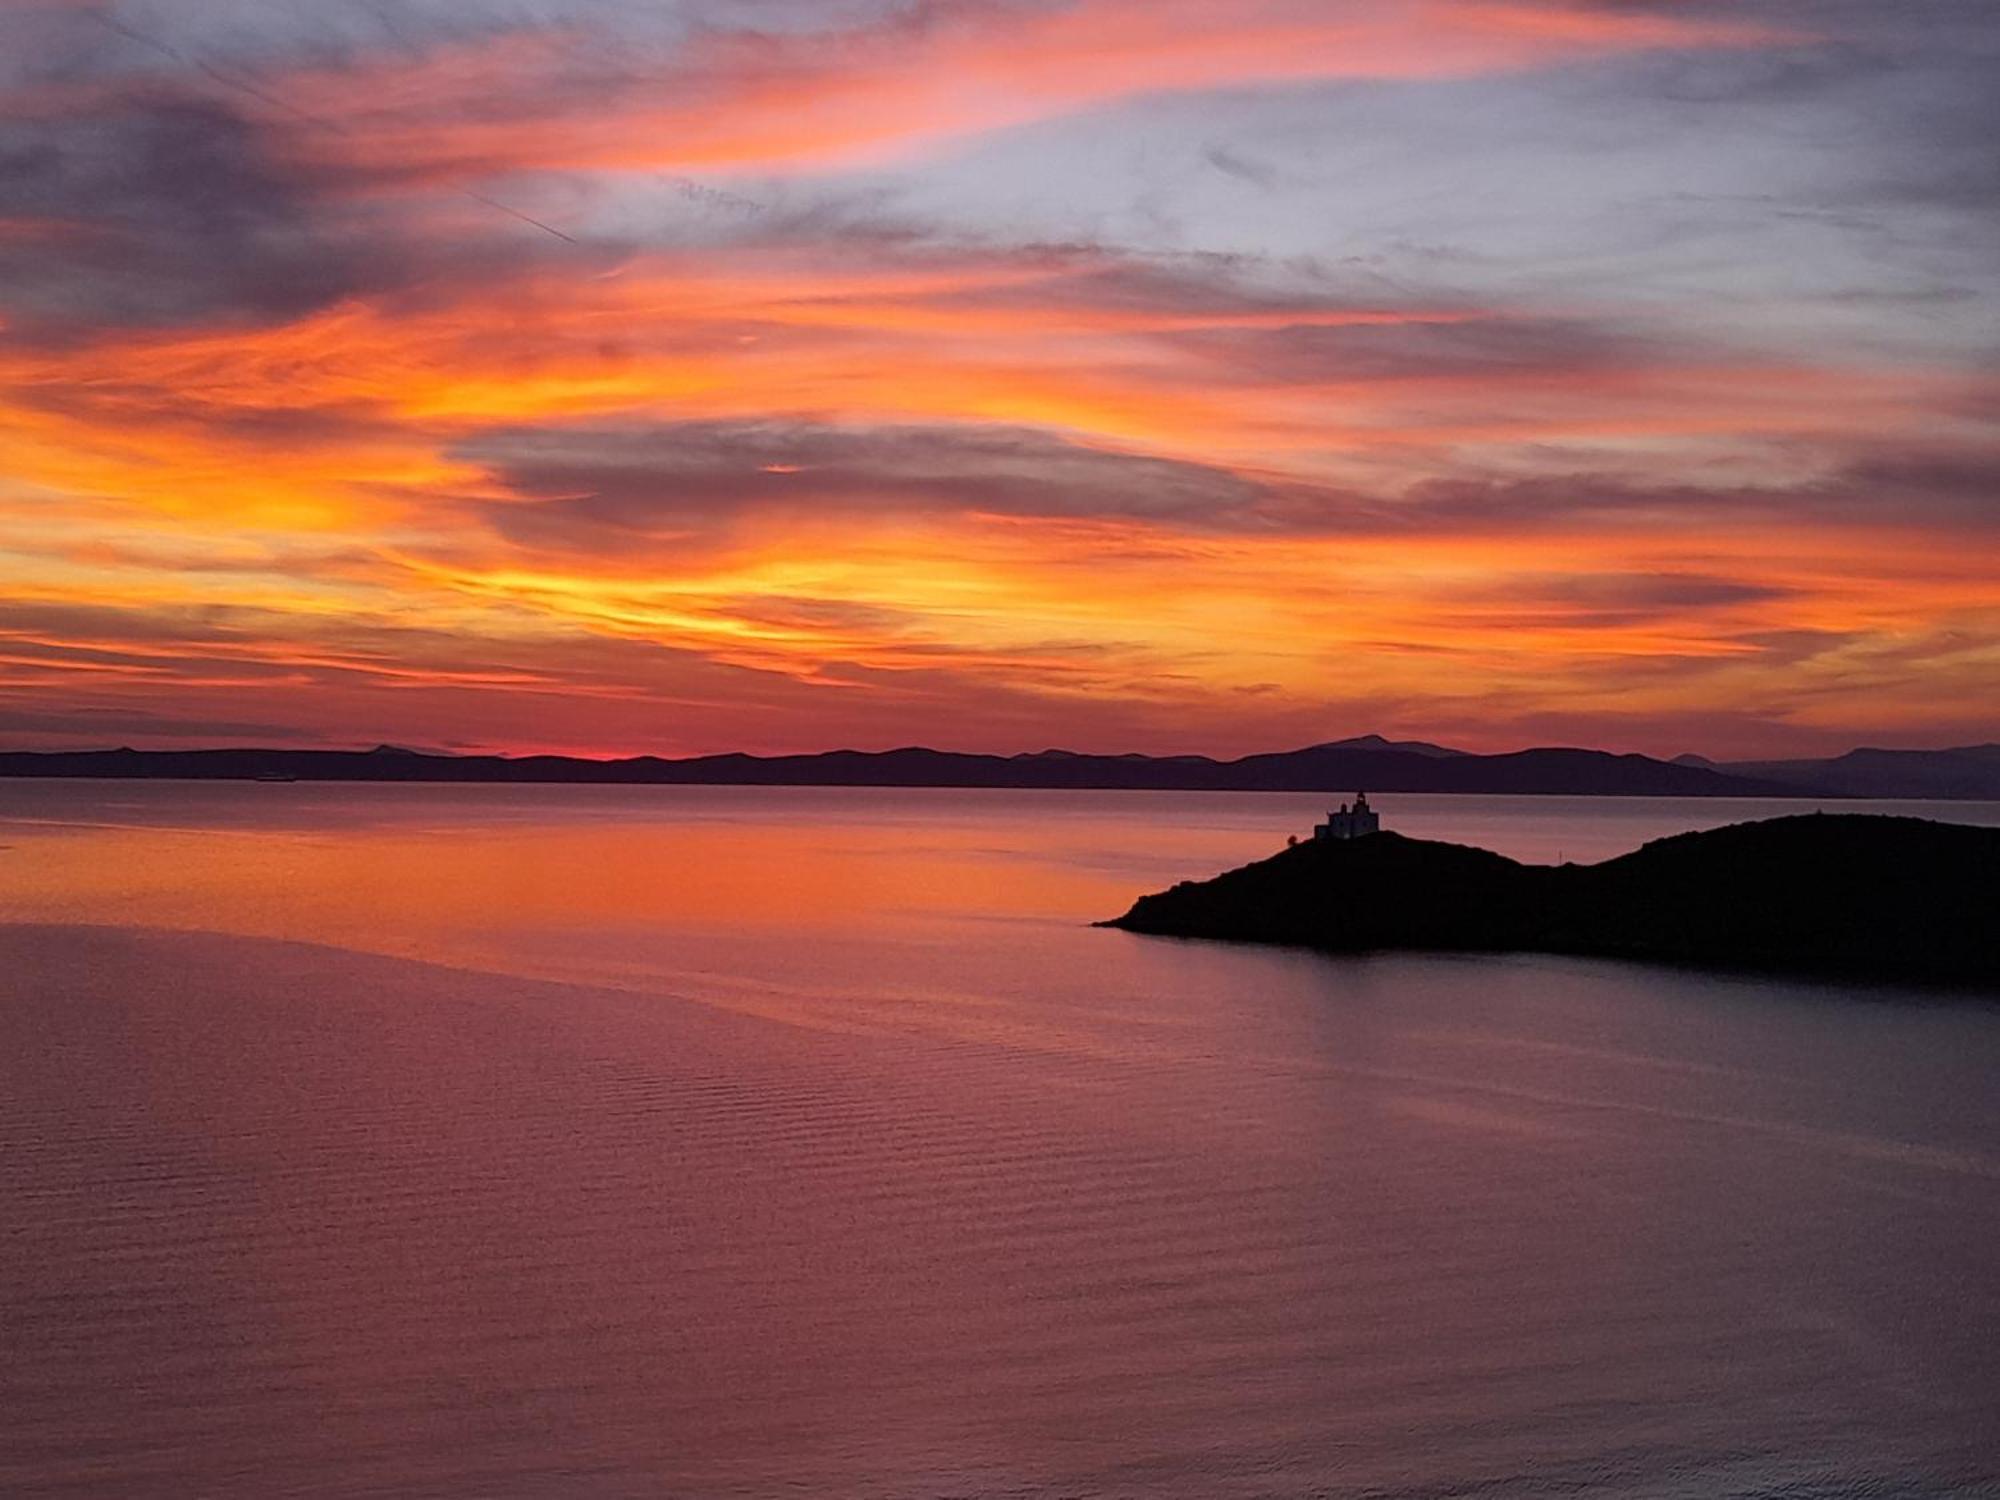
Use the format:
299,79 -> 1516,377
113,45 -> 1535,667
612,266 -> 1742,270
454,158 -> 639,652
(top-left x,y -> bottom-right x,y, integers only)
5,2 -> 1995,760
265,0 -> 1791,180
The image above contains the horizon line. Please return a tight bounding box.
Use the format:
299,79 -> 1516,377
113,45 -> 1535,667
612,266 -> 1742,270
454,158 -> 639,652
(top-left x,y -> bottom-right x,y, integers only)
3,738 -> 1993,766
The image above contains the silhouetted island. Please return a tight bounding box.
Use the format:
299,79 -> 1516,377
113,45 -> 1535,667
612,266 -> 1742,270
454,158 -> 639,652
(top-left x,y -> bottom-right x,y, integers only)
1103,814 -> 2000,986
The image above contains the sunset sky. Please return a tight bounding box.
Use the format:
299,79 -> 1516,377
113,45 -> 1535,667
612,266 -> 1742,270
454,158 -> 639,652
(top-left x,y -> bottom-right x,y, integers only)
2,0 -> 1994,759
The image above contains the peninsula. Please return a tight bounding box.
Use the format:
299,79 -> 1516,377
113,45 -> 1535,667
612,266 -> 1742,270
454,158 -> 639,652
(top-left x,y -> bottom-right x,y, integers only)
1103,814 -> 2000,986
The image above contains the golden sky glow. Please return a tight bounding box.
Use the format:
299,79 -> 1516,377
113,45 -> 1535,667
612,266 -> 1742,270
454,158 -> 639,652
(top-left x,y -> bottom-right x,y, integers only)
1,0 -> 1995,757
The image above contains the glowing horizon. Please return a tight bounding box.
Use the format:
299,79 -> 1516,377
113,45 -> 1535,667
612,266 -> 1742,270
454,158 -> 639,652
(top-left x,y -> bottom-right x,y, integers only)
2,0 -> 1995,761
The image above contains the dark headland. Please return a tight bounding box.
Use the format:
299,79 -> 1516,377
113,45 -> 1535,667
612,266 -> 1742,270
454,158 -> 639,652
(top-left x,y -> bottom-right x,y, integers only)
1103,814 -> 2000,986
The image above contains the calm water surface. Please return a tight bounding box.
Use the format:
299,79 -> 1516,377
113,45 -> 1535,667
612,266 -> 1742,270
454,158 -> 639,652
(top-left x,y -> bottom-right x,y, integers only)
1,784 -> 1996,1498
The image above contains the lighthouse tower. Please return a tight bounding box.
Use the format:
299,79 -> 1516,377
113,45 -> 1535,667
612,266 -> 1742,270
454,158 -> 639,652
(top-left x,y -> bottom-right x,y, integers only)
1314,792 -> 1381,841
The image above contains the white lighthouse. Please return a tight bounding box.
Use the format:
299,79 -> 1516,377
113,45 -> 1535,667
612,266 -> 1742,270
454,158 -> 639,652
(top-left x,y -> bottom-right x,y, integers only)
1314,792 -> 1381,841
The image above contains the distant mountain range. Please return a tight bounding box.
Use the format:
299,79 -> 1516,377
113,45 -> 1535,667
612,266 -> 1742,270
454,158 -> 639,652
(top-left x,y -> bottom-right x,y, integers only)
2,736 -> 1993,799
1677,744 -> 2000,800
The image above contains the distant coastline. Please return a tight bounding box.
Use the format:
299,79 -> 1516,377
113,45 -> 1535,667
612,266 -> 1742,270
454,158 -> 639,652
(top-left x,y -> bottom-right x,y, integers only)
3,737 -> 1997,799
1103,814 -> 2000,987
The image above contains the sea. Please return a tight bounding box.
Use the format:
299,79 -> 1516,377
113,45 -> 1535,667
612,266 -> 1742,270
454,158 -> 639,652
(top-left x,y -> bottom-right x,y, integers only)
1,782 -> 1996,1500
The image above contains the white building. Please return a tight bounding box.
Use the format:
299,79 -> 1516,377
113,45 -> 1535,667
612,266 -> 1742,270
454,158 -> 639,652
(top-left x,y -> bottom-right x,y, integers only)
1314,792 -> 1381,841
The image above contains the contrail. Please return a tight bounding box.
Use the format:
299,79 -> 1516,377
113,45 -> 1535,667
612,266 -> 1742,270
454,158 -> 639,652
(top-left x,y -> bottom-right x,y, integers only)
88,8 -> 584,246
460,190 -> 579,245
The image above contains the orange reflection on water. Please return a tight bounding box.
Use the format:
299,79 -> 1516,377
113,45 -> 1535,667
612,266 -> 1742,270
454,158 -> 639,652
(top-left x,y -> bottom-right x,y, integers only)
0,787 -> 1269,975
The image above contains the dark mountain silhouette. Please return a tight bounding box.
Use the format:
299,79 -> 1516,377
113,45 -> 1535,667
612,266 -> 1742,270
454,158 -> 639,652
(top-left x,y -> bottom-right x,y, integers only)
1103,814 -> 2000,986
1720,745 -> 2000,800
0,742 -> 1818,796
1309,734 -> 1467,758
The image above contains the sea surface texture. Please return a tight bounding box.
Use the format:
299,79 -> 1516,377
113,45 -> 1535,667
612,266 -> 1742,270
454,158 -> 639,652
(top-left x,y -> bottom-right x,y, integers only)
2,784 -> 1997,1499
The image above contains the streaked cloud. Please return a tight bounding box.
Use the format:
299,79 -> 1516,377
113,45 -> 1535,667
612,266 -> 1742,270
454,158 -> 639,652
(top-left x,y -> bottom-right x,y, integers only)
1,0 -> 1993,758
